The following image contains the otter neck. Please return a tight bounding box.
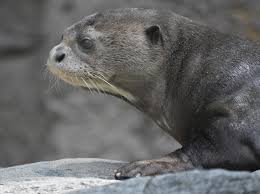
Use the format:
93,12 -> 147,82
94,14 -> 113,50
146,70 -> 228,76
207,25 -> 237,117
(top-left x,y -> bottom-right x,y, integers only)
133,21 -> 210,144
163,20 -> 212,144
114,20 -> 210,145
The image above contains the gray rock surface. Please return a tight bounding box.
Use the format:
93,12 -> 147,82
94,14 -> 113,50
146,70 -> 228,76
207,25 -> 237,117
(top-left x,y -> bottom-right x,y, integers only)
0,159 -> 260,194
0,159 -> 124,194
74,170 -> 260,194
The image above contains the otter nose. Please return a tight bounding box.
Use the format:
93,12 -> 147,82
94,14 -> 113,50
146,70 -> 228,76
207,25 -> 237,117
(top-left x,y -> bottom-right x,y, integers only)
55,52 -> 65,63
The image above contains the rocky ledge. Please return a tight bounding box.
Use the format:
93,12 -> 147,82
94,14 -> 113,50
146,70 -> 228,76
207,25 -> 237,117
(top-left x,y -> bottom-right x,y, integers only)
0,158 -> 260,194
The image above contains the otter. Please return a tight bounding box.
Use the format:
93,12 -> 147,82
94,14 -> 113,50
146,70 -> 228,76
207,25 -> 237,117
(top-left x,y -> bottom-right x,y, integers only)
47,8 -> 260,180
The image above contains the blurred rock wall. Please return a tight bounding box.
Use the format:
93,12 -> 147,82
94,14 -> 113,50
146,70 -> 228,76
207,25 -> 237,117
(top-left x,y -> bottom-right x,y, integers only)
0,0 -> 259,166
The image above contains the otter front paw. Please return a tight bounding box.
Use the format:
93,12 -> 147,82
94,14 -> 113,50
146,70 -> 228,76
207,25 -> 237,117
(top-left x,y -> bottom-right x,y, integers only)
115,158 -> 190,180
114,160 -> 165,180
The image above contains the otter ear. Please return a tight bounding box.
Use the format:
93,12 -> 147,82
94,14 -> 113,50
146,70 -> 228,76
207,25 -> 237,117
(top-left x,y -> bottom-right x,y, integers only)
145,25 -> 162,44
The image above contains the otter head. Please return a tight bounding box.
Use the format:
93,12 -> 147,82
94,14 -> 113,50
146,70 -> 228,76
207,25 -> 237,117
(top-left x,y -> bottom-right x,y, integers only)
47,8 -> 167,115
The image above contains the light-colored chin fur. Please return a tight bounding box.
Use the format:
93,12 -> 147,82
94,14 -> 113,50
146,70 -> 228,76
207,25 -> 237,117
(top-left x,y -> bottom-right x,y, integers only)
47,64 -> 136,102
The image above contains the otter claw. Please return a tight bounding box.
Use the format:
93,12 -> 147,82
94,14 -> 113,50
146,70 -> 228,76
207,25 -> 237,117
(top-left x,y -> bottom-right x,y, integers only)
115,172 -> 121,178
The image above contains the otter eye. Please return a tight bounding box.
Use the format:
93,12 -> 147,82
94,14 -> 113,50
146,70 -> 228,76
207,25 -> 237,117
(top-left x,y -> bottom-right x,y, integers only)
78,38 -> 94,50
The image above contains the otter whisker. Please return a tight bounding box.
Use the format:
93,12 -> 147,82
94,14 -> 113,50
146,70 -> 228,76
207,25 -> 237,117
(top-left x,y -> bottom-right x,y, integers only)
87,72 -> 106,94
53,74 -> 62,94
90,74 -> 104,91
69,76 -> 75,85
98,71 -> 111,79
88,77 -> 101,95
78,71 -> 94,95
82,77 -> 94,95
47,77 -> 57,93
97,72 -> 109,81
95,75 -> 123,98
94,75 -> 107,95
48,74 -> 62,94
96,79 -> 106,94
71,76 -> 75,84
75,75 -> 82,85
93,80 -> 102,95
43,67 -> 49,81
86,71 -> 101,95
75,76 -> 82,86
80,77 -> 93,95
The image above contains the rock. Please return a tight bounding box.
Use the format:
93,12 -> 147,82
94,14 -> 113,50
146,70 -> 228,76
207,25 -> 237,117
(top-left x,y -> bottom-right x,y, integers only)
0,159 -> 260,194
0,159 -> 125,193
72,169 -> 260,194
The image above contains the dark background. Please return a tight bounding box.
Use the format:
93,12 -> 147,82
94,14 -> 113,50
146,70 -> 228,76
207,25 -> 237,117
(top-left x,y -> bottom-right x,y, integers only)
0,0 -> 259,167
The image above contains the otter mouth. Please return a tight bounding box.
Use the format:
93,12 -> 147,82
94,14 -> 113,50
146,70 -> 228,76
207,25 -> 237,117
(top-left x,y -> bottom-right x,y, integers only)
47,64 -> 136,102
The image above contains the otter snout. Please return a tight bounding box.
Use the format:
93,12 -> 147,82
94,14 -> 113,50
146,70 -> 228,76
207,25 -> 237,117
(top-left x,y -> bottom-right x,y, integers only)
55,52 -> 65,63
48,44 -> 66,64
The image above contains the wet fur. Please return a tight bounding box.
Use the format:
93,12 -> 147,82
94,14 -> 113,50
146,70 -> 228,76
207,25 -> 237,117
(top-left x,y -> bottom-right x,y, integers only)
47,8 -> 260,179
